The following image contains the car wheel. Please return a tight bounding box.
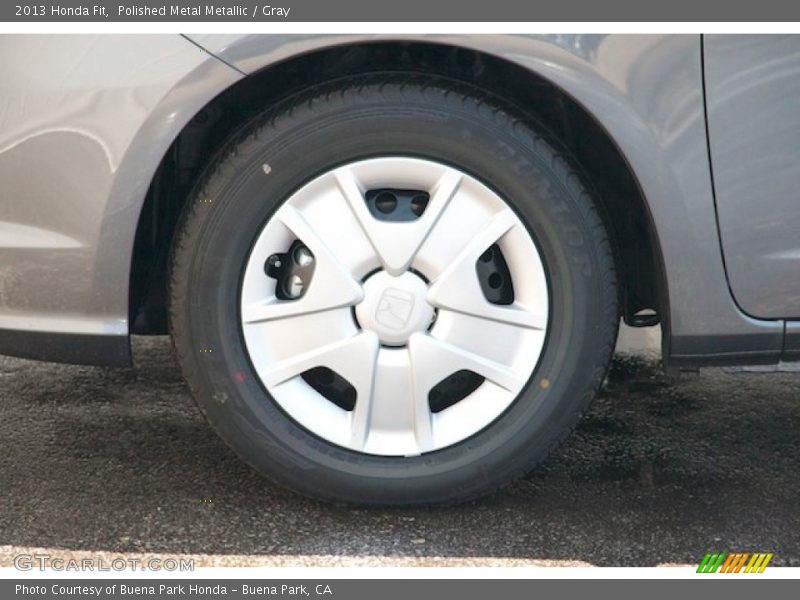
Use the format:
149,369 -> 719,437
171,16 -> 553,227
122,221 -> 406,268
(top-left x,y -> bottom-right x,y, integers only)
169,76 -> 618,506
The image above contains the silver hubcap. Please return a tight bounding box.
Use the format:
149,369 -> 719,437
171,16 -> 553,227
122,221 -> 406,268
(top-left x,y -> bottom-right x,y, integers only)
240,157 -> 549,457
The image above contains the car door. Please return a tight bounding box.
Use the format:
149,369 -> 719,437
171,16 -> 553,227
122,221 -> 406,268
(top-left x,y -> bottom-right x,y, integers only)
704,34 -> 800,319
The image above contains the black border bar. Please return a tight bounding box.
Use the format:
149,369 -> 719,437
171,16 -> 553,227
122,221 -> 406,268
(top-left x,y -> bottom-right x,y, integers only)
5,1 -> 800,22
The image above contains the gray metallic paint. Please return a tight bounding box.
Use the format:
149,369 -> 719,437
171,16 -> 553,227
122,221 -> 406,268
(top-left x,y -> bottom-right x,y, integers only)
0,34 -> 790,366
0,35 -> 240,363
705,35 -> 800,320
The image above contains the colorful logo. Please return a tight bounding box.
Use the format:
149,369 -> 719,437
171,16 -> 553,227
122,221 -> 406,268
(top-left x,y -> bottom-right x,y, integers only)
697,552 -> 773,573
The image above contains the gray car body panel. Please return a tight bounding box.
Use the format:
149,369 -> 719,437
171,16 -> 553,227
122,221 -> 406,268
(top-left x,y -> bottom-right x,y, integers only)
0,35 -> 240,363
704,34 -> 800,320
0,34 -> 788,366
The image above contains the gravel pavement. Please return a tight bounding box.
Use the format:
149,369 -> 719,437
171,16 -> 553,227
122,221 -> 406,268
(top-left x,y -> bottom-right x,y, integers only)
1,336 -> 799,567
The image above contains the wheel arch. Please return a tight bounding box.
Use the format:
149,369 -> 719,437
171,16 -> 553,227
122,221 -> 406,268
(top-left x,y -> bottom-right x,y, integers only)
128,38 -> 669,356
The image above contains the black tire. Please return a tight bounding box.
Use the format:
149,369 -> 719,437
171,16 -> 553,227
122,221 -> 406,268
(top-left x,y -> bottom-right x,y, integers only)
169,76 -> 618,506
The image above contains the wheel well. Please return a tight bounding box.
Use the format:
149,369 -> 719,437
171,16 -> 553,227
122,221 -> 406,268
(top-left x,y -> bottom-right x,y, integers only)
130,41 -> 666,335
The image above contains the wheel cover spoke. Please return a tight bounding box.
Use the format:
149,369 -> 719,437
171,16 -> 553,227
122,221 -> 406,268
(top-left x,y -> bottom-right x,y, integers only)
427,210 -> 547,330
334,164 -> 462,275
241,205 -> 364,324
262,331 -> 379,389
351,348 -> 433,455
409,332 -> 527,393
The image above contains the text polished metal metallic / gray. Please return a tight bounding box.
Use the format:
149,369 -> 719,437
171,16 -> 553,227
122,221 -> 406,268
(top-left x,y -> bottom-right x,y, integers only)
240,158 -> 548,456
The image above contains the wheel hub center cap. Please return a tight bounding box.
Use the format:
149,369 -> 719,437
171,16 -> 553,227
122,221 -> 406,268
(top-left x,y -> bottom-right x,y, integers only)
355,271 -> 434,346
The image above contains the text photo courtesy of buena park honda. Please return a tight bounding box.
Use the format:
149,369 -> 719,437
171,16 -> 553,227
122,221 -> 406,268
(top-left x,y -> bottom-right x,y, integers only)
1,7 -> 799,585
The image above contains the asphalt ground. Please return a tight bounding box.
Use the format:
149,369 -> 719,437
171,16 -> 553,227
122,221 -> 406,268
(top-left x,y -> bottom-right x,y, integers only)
1,336 -> 799,567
